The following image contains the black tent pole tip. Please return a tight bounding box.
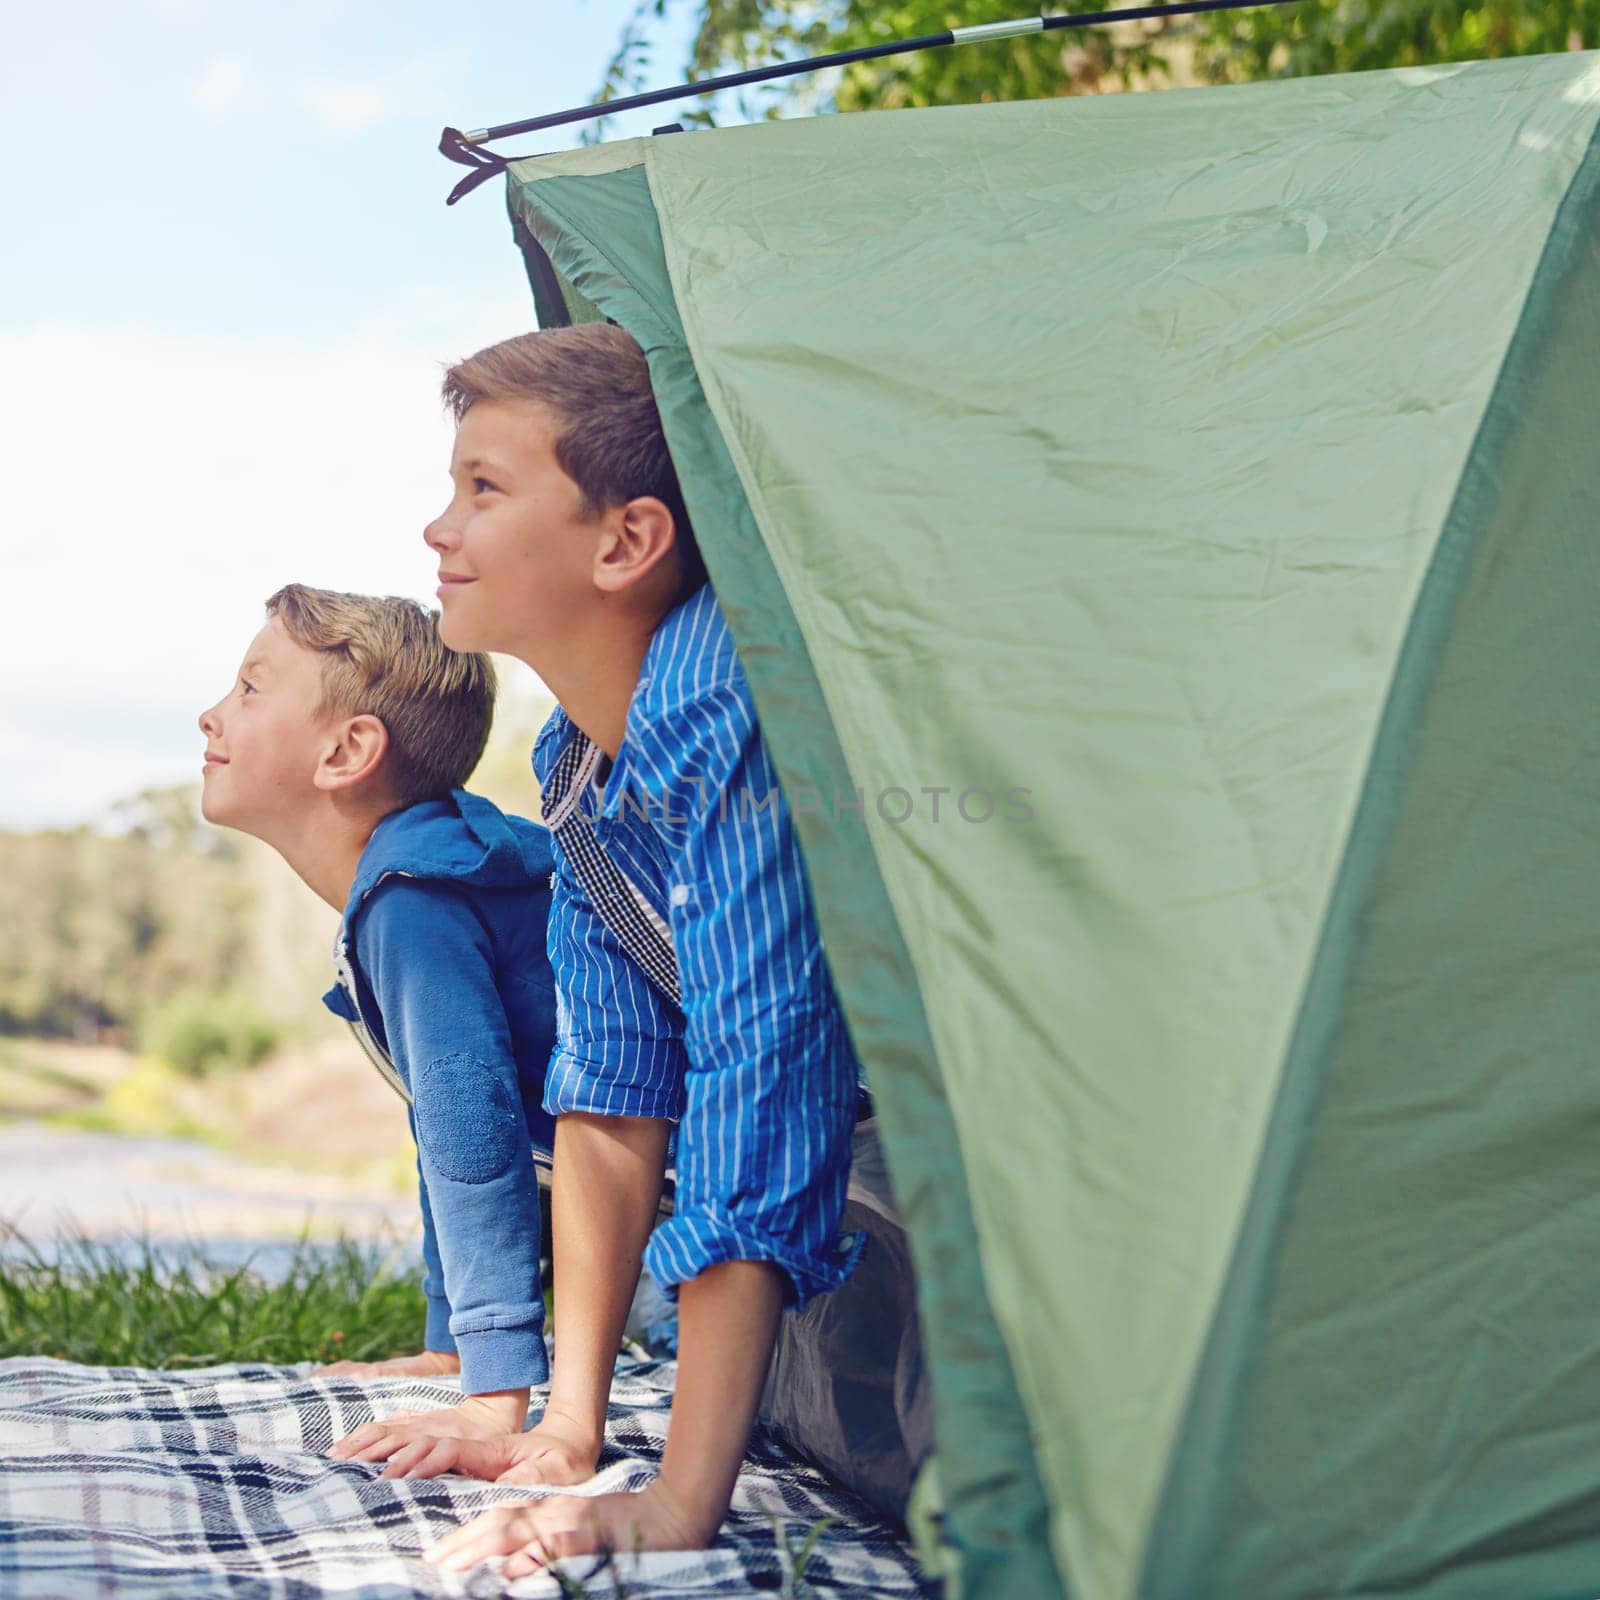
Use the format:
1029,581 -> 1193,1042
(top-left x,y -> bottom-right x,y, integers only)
439,0 -> 1300,202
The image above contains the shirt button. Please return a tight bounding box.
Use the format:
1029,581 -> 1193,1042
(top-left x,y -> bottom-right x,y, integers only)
669,884 -> 690,908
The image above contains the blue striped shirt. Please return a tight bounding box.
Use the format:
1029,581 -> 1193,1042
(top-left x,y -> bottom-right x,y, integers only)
533,584 -> 862,1307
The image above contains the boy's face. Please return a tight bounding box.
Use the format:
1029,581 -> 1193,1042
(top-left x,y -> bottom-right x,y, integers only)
424,398 -> 599,660
196,619 -> 334,837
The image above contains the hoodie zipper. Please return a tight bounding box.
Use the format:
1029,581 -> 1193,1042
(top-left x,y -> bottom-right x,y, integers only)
333,870 -> 416,1107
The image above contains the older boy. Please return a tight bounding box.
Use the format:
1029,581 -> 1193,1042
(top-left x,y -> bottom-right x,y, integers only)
199,584 -> 557,1440
331,326 -> 863,1570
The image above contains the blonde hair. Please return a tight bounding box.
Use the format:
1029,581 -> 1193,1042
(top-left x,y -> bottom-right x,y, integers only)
265,584 -> 495,807
442,324 -> 705,592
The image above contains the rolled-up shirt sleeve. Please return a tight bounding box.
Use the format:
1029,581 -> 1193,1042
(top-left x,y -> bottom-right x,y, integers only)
636,686 -> 862,1308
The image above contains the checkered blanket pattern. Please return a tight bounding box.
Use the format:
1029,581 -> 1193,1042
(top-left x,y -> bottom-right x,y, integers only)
0,1355 -> 935,1599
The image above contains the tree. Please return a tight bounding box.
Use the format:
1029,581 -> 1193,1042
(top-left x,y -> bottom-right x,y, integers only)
1199,0 -> 1595,80
593,0 -> 1597,129
0,787 -> 265,1041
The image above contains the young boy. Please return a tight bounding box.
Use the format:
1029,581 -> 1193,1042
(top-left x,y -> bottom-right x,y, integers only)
329,326 -> 865,1570
198,584 -> 558,1440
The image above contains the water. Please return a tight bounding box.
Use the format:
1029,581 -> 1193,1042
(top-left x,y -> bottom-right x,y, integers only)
0,1121 -> 419,1266
0,1120 -> 680,1349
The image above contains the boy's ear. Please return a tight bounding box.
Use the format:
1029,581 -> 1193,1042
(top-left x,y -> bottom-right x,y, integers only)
313,714 -> 389,795
593,495 -> 678,596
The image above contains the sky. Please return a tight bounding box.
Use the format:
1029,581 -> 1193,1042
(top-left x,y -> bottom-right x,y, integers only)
0,0 -> 702,829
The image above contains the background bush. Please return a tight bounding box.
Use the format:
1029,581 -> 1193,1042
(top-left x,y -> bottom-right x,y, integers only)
138,989 -> 281,1079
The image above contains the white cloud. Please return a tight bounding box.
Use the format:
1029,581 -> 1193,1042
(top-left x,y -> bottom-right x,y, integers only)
351,274 -> 542,354
147,0 -> 218,20
297,77 -> 387,136
189,52 -> 250,115
0,323 -> 525,829
181,49 -> 461,138
295,54 -> 459,137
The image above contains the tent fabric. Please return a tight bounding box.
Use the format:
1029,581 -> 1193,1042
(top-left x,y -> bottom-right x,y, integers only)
503,159 -> 1057,1598
501,48 -> 1600,1600
1142,103 -> 1600,1599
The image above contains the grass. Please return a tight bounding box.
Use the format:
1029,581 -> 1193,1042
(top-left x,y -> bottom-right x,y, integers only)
0,1226 -> 844,1599
44,1053 -> 219,1143
0,1226 -> 426,1368
0,1038 -> 114,1119
0,1039 -> 101,1096
0,1039 -> 222,1141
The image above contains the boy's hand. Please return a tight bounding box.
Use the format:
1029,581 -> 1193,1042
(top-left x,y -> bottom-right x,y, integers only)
317,1350 -> 461,1380
424,1479 -> 709,1577
343,1403 -> 601,1485
328,1389 -> 529,1459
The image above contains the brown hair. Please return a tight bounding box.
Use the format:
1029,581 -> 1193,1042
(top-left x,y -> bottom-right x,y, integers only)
265,584 -> 496,807
441,324 -> 706,593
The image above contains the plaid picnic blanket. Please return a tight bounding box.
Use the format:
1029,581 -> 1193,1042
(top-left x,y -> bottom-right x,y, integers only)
0,1355 -> 935,1599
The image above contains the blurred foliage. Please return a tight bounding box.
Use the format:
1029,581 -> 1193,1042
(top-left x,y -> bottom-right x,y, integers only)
593,0 -> 1597,132
138,990 -> 281,1080
77,1055 -> 214,1140
0,792 -> 253,1041
43,1053 -> 221,1142
1198,0 -> 1595,80
604,0 -> 1172,117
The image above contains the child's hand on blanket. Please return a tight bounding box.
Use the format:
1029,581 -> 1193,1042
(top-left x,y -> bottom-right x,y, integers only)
334,1402 -> 600,1486
328,1389 -> 530,1459
424,1479 -> 708,1576
317,1350 -> 460,1380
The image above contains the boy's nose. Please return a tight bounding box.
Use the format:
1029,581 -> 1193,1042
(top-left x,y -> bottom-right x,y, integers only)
424,510 -> 459,552
198,702 -> 221,738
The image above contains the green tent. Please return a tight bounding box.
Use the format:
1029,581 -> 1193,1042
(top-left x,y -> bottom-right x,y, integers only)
492,47 -> 1600,1600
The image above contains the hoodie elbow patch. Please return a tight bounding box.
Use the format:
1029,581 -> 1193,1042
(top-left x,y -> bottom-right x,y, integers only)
412,1054 -> 522,1184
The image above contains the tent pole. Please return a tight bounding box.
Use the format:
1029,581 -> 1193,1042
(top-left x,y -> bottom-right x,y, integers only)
439,0 -> 1300,202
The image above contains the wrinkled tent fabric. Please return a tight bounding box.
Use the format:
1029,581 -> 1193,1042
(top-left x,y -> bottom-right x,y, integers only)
498,49 -> 1600,1600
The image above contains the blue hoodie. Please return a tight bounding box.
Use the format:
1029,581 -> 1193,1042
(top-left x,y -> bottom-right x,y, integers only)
322,789 -> 557,1395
